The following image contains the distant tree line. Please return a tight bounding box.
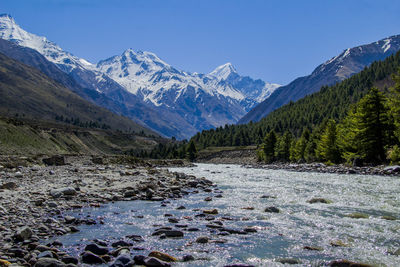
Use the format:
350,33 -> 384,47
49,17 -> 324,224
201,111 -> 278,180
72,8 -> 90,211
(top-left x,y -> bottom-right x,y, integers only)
55,115 -> 111,130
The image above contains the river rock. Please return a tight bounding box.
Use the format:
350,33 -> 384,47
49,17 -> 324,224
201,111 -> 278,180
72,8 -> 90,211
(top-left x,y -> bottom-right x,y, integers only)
133,255 -> 146,265
303,246 -> 323,251
264,207 -> 280,213
37,251 -> 54,259
168,218 -> 179,223
148,251 -> 177,262
384,165 -> 400,172
110,254 -> 132,267
182,255 -> 195,262
308,198 -> 332,204
34,258 -> 67,267
1,182 -> 17,190
123,190 -> 136,198
81,251 -> 105,264
111,240 -> 132,248
203,209 -> 218,215
164,230 -> 184,238
144,257 -> 171,267
84,243 -> 109,255
60,256 -> 79,265
14,226 -> 33,241
50,187 -> 76,198
196,236 -> 209,243
204,197 -> 212,201
64,216 -> 76,224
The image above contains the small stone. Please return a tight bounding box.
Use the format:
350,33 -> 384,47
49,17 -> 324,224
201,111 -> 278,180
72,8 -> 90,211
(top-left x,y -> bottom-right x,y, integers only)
1,182 -> 17,190
144,257 -> 171,267
330,240 -> 349,247
276,258 -> 301,264
204,197 -> 212,201
345,212 -> 369,219
182,255 -> 195,262
14,171 -> 23,178
50,187 -> 76,198
308,198 -> 332,204
111,240 -> 132,247
196,236 -> 209,243
148,251 -> 177,262
164,230 -> 184,238
328,260 -> 373,267
124,190 -> 136,198
203,209 -> 218,215
64,216 -> 76,224
176,206 -> 186,210
303,246 -> 323,251
264,207 -> 280,213
37,251 -> 54,259
168,218 -> 179,223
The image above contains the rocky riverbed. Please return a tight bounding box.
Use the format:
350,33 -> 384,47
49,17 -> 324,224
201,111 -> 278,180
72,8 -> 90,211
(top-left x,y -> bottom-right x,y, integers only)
0,156 -> 214,267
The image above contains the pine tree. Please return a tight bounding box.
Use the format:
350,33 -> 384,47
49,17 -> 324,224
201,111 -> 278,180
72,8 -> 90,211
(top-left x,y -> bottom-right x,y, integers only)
262,130 -> 277,163
275,131 -> 293,161
186,140 -> 198,161
338,88 -> 392,164
316,119 -> 341,163
292,128 -> 310,162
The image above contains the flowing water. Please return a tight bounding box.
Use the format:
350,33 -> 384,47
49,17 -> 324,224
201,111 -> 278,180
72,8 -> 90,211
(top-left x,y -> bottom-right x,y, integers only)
51,164 -> 400,266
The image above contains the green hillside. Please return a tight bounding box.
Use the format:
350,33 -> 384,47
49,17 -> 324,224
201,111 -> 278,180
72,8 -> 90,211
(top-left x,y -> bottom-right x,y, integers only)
0,52 -> 157,136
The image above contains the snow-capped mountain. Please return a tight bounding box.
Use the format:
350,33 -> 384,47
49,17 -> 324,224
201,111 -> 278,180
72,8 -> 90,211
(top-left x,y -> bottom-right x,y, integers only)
97,49 -> 279,109
240,34 -> 400,124
0,14 -> 279,139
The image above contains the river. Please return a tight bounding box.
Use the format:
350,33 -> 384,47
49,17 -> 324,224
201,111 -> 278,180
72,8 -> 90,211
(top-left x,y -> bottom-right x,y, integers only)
52,163 -> 400,266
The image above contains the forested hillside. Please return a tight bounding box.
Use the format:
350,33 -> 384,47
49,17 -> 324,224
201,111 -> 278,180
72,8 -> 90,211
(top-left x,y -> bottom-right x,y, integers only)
191,51 -> 400,148
150,51 -> 400,165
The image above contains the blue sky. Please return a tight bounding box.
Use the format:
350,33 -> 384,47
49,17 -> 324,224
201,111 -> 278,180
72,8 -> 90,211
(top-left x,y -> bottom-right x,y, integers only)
2,0 -> 400,84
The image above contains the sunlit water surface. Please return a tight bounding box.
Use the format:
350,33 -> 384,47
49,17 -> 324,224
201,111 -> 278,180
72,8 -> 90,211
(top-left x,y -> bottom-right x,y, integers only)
51,164 -> 400,266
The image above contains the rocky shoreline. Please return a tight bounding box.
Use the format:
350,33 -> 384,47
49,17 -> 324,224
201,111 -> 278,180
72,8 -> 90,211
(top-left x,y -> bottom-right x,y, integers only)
0,155 -> 215,267
245,162 -> 400,176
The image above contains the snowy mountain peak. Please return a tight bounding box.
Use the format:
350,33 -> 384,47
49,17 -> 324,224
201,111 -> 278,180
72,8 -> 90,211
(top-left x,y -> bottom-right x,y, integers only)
0,14 -> 14,21
209,62 -> 238,80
